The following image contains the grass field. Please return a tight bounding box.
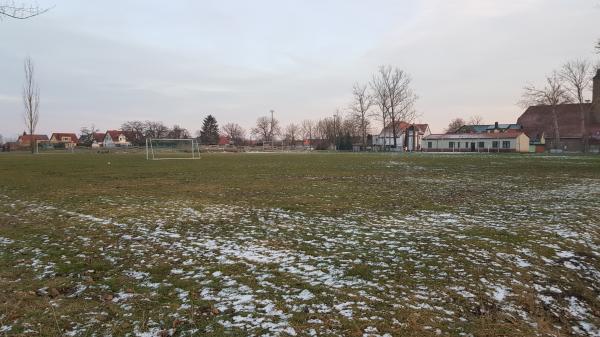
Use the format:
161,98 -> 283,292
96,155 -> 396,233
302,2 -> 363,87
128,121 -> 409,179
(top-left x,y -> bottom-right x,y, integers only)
0,152 -> 599,337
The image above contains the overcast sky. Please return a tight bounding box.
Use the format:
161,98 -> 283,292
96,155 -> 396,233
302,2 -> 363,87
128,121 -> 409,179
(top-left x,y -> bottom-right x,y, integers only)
1,0 -> 599,138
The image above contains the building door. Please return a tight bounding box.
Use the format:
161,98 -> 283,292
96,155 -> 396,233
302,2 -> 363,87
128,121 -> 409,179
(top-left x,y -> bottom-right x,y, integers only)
470,142 -> 476,152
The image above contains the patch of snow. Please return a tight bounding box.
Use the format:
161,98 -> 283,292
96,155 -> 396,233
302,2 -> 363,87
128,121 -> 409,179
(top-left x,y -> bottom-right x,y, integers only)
297,289 -> 315,301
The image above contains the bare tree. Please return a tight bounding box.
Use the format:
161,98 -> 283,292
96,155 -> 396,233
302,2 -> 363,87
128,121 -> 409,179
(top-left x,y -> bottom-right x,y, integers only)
22,57 -> 40,153
349,83 -> 373,148
316,117 -> 334,147
121,120 -> 146,146
144,121 -> 169,139
342,116 -> 361,138
167,125 -> 190,139
370,71 -> 390,148
521,72 -> 571,149
467,115 -> 484,125
79,124 -> 99,146
560,60 -> 593,152
301,119 -> 315,149
252,117 -> 271,142
221,123 -> 245,145
252,116 -> 280,142
0,2 -> 51,19
284,123 -> 300,148
445,118 -> 466,133
371,65 -> 418,149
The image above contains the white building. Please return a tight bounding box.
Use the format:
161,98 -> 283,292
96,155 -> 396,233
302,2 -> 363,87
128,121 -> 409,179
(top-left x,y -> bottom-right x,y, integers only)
422,131 -> 530,153
103,130 -> 132,148
372,122 -> 431,151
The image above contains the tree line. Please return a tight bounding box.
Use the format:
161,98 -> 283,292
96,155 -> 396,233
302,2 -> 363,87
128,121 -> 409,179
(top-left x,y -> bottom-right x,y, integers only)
519,40 -> 600,152
71,64 -> 421,150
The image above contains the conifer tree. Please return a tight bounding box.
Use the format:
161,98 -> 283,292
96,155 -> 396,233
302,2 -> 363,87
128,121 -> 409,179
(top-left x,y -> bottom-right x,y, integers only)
200,115 -> 219,145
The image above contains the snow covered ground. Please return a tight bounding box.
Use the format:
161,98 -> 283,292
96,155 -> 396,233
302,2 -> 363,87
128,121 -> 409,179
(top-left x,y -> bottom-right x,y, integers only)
1,176 -> 599,336
1,153 -> 600,336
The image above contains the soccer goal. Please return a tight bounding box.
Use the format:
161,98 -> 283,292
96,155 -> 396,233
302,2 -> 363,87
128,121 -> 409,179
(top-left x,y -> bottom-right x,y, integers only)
35,140 -> 75,154
146,138 -> 201,160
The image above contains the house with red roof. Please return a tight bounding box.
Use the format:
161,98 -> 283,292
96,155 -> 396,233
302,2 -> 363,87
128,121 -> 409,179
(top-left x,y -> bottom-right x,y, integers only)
50,133 -> 78,149
517,69 -> 600,152
372,122 -> 431,151
91,132 -> 105,148
17,133 -> 48,146
103,130 -> 132,148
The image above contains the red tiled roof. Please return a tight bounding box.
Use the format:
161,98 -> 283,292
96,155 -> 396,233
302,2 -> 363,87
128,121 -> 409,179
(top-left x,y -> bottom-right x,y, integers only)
51,133 -> 78,142
17,134 -> 48,144
382,121 -> 409,132
424,131 -> 526,140
92,132 -> 105,142
382,122 -> 429,134
105,130 -> 123,140
517,103 -> 599,139
411,124 -> 430,134
105,130 -> 136,141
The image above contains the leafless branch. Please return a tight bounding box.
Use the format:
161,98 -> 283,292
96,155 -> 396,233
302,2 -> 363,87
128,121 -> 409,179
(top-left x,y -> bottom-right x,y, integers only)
560,59 -> 593,152
284,123 -> 300,147
349,83 -> 373,147
521,71 -> 571,149
22,56 -> 40,153
467,115 -> 484,125
252,116 -> 280,142
221,123 -> 245,145
370,69 -> 390,147
370,65 -> 418,149
445,118 -> 466,133
301,119 -> 315,146
0,2 -> 52,20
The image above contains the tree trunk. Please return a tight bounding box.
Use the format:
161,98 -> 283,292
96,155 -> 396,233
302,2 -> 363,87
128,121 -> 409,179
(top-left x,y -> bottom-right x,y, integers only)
391,116 -> 397,149
552,107 -> 560,150
381,117 -> 387,151
362,120 -> 367,149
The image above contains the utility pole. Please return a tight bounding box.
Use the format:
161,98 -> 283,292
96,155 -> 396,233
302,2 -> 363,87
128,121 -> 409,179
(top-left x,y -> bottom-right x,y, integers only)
333,111 -> 339,151
270,109 -> 274,146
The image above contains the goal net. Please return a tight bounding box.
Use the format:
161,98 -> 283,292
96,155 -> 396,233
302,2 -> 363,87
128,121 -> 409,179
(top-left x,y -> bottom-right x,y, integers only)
146,138 -> 200,160
35,140 -> 75,154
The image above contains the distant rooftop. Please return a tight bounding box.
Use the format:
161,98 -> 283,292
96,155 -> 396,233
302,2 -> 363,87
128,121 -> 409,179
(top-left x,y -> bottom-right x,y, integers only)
454,123 -> 522,134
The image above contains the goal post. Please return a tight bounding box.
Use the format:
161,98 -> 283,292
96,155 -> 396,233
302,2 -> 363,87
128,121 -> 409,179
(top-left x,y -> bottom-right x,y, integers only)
35,140 -> 75,154
146,138 -> 201,160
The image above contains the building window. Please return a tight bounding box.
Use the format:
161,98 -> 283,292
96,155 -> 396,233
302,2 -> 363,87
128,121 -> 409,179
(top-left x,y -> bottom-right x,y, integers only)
428,141 -> 432,149
465,142 -> 469,148
449,142 -> 454,148
492,141 -> 499,148
502,141 -> 511,149
478,142 -> 485,148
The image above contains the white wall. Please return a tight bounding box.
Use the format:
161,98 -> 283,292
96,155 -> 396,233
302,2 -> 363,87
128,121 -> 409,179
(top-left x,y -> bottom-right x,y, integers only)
424,138 -> 519,151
